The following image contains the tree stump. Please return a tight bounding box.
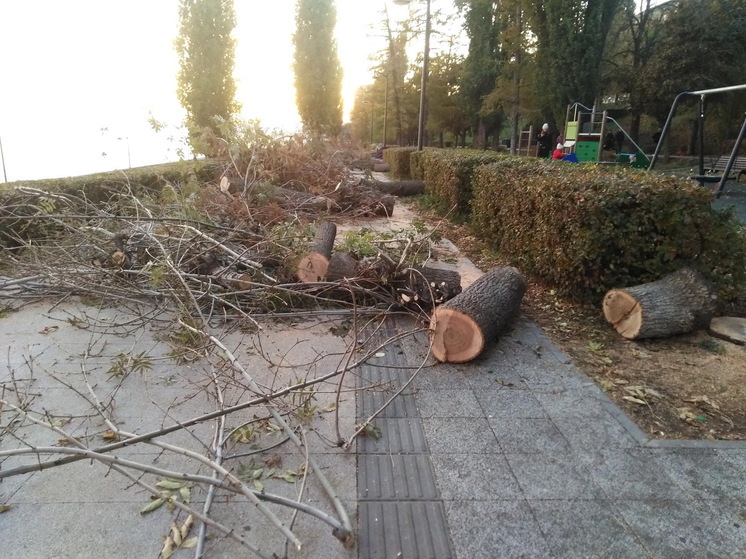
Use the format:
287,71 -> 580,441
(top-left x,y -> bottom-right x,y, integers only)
602,267 -> 718,340
429,266 -> 526,363
297,221 -> 337,282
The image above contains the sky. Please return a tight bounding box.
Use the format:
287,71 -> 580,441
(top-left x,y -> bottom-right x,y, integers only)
0,1 -> 417,182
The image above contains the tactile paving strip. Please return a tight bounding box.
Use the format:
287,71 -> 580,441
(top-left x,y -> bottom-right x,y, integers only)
357,320 -> 456,559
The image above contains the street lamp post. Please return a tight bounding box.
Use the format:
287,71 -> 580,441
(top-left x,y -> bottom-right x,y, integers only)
393,0 -> 431,151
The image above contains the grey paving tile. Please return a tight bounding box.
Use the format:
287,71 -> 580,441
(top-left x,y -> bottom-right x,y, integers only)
488,416 -> 571,454
416,389 -> 483,418
582,448 -> 692,500
556,414 -> 641,451
613,498 -> 746,559
358,385 -> 419,418
359,501 -> 455,559
445,499 -> 552,559
530,498 -> 652,559
430,453 -> 522,501
0,501 -> 168,559
422,417 -> 500,454
357,418 -> 429,454
475,388 -> 549,419
534,384 -> 615,419
505,453 -> 605,499
358,454 -> 439,500
410,365 -> 468,390
650,448 -> 746,500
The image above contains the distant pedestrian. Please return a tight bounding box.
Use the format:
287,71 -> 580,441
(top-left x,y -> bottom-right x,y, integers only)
652,128 -> 662,145
552,143 -> 564,160
537,123 -> 552,158
615,130 -> 624,153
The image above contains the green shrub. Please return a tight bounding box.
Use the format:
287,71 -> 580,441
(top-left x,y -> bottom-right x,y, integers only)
382,147 -> 417,179
421,149 -> 503,218
471,159 -> 746,302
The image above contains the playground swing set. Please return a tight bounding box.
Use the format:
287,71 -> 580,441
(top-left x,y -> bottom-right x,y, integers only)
518,85 -> 746,200
648,83 -> 746,199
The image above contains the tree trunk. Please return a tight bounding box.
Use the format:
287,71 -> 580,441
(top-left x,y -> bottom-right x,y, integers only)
326,251 -> 359,282
360,179 -> 425,197
429,266 -> 526,363
297,221 -> 337,282
602,268 -> 718,340
399,266 -> 462,306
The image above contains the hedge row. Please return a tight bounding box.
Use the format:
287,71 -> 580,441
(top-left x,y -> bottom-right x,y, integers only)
420,149 -> 503,217
382,147 -> 418,180
470,158 -> 746,301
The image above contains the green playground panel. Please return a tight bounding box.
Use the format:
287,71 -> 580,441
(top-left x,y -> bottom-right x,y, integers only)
575,140 -> 598,162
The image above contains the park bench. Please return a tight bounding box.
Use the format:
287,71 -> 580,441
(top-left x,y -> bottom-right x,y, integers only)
706,155 -> 746,180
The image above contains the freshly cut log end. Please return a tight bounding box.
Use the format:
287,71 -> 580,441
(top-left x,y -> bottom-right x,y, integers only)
602,267 -> 718,340
602,290 -> 641,339
429,307 -> 485,363
429,266 -> 526,363
297,252 -> 329,282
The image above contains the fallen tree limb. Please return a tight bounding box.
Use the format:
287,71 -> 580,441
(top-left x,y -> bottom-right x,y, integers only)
360,178 -> 425,197
297,221 -> 337,282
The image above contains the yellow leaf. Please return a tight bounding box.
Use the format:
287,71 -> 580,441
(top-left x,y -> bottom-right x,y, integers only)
180,536 -> 199,549
0,504 -> 11,513
179,486 -> 191,504
171,525 -> 182,547
321,402 -> 338,413
180,515 -> 194,540
101,430 -> 119,441
140,497 -> 166,514
160,536 -> 175,559
622,396 -> 647,405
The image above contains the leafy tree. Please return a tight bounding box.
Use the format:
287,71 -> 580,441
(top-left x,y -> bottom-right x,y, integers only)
175,0 -> 239,143
600,0 -> 671,143
293,0 -> 344,136
528,0 -> 621,127
455,0 -> 505,148
640,0 -> 746,125
425,51 -> 470,147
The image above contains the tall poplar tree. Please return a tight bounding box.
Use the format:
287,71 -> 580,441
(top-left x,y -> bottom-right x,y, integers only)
175,0 -> 238,138
293,0 -> 344,136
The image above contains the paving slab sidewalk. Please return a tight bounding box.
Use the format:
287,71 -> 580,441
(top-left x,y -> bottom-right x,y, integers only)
1,191 -> 745,558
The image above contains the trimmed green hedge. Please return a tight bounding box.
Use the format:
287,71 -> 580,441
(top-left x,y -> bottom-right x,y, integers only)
382,147 -> 417,179
421,149 -> 503,217
471,158 -> 746,301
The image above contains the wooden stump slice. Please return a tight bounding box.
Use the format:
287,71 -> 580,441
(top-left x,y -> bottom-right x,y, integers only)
430,266 -> 526,363
602,267 -> 718,339
297,221 -> 337,282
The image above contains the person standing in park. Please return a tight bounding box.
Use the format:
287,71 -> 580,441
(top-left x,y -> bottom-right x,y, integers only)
537,123 -> 552,158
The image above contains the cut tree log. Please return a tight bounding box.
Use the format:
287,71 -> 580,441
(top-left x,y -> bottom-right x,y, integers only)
360,178 -> 425,197
297,221 -> 337,282
326,251 -> 359,282
398,266 -> 462,306
602,267 -> 718,340
429,266 -> 526,363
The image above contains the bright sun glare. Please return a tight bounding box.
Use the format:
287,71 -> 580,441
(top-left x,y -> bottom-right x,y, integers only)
0,1 -> 398,181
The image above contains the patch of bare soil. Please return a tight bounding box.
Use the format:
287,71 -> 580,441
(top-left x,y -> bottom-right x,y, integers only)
428,214 -> 746,441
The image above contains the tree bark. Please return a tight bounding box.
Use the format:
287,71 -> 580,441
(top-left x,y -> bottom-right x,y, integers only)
297,221 -> 337,282
429,266 -> 526,363
360,179 -> 425,197
602,267 -> 718,340
326,251 -> 359,282
398,266 -> 462,306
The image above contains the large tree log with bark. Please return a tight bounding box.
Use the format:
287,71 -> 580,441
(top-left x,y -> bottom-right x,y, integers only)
297,221 -> 337,282
398,266 -> 462,306
602,267 -> 718,340
429,266 -> 526,363
360,178 -> 425,197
